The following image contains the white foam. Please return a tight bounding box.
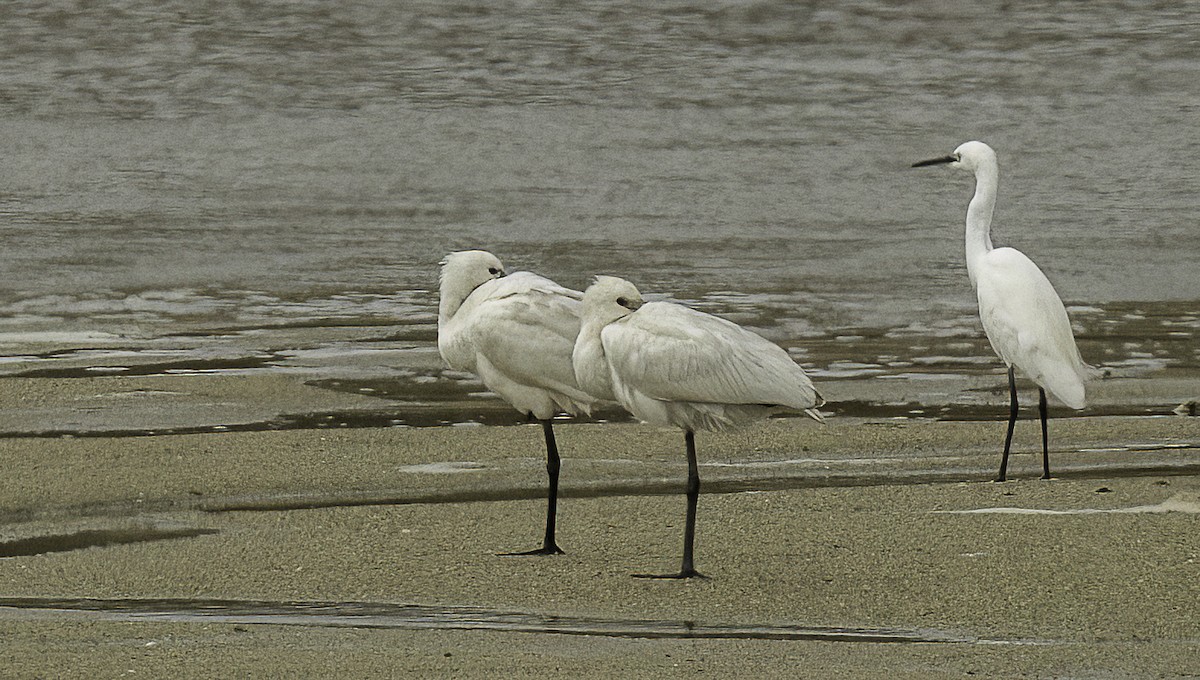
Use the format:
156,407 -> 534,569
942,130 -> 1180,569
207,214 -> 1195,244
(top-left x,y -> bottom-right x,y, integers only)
0,331 -> 124,345
396,461 -> 488,474
934,495 -> 1200,516
704,457 -> 904,468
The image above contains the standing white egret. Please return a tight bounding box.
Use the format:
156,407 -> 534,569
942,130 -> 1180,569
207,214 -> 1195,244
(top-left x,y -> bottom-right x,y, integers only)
573,276 -> 823,579
913,141 -> 1093,481
438,250 -> 602,555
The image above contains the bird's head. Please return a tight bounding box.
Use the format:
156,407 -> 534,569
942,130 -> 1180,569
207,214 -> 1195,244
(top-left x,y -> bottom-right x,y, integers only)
440,250 -> 506,288
912,140 -> 996,173
581,275 -> 644,325
438,250 -> 506,315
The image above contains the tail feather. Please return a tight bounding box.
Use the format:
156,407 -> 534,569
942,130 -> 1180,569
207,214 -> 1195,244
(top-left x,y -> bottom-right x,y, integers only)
805,388 -> 827,423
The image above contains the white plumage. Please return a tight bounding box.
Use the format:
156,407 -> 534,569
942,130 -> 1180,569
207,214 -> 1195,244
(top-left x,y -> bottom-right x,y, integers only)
914,141 -> 1093,481
438,250 -> 601,554
573,275 -> 823,578
973,247 -> 1088,409
575,277 -> 822,432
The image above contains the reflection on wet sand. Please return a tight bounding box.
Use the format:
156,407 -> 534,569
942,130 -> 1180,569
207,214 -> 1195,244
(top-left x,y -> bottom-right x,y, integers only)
0,596 -> 1010,644
0,299 -> 1194,434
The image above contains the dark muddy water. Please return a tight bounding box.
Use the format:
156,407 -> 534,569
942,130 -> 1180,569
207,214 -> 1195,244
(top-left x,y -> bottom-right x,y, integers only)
1,2 -> 1197,428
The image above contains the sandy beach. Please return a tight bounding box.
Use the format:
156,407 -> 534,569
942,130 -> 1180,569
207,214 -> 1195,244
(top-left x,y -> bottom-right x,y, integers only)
1,374 -> 1197,678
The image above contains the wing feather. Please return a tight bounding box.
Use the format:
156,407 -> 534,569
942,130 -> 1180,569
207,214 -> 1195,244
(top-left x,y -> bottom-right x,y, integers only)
446,271 -> 595,416
602,301 -> 819,411
976,248 -> 1088,407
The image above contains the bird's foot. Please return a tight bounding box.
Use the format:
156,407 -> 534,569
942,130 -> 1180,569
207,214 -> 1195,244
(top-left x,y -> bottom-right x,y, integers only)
632,568 -> 708,580
498,544 -> 564,557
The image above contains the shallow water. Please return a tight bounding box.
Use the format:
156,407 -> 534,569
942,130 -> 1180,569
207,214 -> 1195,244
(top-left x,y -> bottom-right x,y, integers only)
0,526 -> 219,558
0,597 -> 997,644
1,2 -> 1197,429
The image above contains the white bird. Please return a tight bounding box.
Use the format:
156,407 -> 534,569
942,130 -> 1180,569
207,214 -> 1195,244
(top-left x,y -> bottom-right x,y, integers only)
573,275 -> 823,578
914,141 -> 1093,481
438,250 -> 602,555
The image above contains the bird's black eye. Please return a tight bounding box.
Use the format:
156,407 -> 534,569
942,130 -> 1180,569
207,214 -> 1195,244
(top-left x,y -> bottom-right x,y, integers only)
488,267 -> 500,275
616,297 -> 628,307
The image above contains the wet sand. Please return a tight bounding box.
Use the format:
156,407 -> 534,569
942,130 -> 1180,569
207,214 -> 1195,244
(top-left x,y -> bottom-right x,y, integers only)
1,375 -> 1198,678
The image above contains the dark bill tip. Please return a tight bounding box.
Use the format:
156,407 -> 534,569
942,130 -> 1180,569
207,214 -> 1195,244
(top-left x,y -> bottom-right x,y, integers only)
912,155 -> 956,168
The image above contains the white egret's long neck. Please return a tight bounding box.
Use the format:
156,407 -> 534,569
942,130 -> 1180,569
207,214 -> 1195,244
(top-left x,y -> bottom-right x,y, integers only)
572,315 -> 618,401
438,278 -> 472,328
964,161 -> 998,288
437,299 -> 457,329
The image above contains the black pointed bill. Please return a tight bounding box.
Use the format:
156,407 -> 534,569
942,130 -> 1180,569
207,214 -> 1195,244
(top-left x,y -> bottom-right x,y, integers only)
912,154 -> 957,168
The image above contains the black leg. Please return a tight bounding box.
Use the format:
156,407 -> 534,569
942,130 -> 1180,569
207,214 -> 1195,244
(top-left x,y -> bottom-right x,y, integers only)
998,366 -> 1018,482
500,419 -> 564,556
635,430 -> 707,579
680,430 -> 702,576
1039,388 -> 1050,479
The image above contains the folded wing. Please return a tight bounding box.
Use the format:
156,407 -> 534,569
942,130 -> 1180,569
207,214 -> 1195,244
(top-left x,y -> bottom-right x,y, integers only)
602,301 -> 820,412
